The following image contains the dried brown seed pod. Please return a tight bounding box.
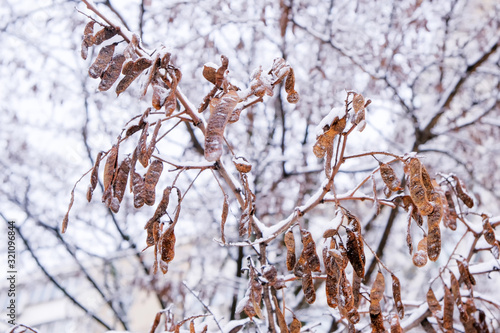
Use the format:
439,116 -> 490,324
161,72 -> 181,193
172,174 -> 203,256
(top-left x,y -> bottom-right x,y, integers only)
289,317 -> 301,333
407,158 -> 434,216
412,236 -> 428,267
457,258 -> 476,290
99,53 -> 126,91
89,44 -> 116,79
87,151 -> 103,202
444,190 -> 457,230
202,63 -> 217,84
370,271 -> 385,315
93,26 -> 118,45
204,91 -> 239,161
116,57 -> 153,96
284,230 -> 296,271
346,227 -> 365,279
144,160 -> 163,206
380,162 -> 401,192
233,156 -> 252,173
302,272 -> 316,304
313,116 -> 346,159
131,170 -> 145,208
326,272 -> 339,308
151,80 -> 169,110
103,145 -> 118,193
390,313 -> 403,333
81,21 -> 95,60
450,272 -> 468,324
113,157 -> 131,204
159,225 -> 176,264
300,229 -> 321,272
392,274 -> 404,319
442,286 -> 454,331
220,195 -> 229,244
427,193 -> 443,262
426,287 -> 442,321
454,176 -> 474,208
482,215 -> 496,245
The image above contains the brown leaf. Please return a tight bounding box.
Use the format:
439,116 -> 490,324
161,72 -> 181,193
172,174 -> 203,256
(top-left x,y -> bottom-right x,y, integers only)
202,63 -> 217,84
144,160 -> 163,206
99,53 -> 126,91
89,44 -> 115,79
204,90 -> 239,161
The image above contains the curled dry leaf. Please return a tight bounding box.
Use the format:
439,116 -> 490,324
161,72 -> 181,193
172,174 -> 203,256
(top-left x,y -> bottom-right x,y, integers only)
89,44 -> 115,79
87,151 -> 103,202
204,90 -> 239,161
284,230 -> 296,271
412,236 -> 428,267
144,160 -> 163,206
